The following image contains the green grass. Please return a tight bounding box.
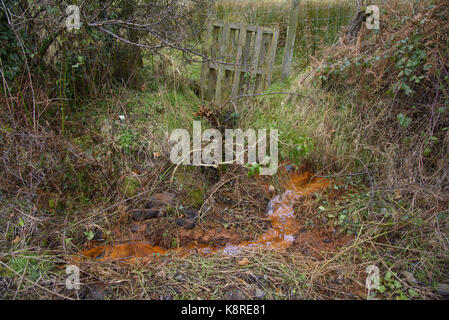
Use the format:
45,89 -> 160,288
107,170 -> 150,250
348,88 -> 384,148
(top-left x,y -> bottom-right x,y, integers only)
6,253 -> 54,283
214,0 -> 355,68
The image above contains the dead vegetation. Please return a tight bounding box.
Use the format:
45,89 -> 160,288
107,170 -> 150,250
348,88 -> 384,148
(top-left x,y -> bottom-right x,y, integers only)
317,0 -> 449,203
1,0 -> 448,300
308,0 -> 449,298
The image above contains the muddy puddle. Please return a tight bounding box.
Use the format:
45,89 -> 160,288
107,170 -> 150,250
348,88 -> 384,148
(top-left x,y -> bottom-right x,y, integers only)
81,171 -> 345,262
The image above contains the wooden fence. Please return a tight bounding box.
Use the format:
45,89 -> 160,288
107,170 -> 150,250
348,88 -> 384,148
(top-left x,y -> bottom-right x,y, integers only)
200,22 -> 279,105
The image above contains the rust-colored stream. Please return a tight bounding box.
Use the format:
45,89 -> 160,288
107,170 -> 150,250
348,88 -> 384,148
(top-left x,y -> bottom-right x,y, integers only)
81,172 -> 330,262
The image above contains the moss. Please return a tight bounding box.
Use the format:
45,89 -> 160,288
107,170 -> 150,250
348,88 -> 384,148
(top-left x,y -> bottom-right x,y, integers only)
120,176 -> 140,198
187,187 -> 205,208
174,169 -> 206,209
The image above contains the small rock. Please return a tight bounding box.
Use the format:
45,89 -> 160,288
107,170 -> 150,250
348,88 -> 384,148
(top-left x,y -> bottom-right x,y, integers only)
225,289 -> 246,300
176,218 -> 195,229
255,288 -> 265,299
130,210 -> 158,221
268,185 -> 275,193
183,208 -> 198,219
80,283 -> 107,300
436,283 -> 449,296
145,201 -> 156,209
92,229 -> 103,241
130,224 -> 141,233
144,193 -> 177,214
143,209 -> 159,219
148,192 -> 176,206
401,271 -> 418,286
174,272 -> 185,282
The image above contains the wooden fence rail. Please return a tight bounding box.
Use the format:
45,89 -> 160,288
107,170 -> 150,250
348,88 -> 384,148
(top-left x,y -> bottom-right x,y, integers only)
201,22 -> 279,105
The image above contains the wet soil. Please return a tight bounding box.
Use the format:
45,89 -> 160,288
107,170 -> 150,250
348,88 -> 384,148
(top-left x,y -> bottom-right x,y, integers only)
80,171 -> 353,262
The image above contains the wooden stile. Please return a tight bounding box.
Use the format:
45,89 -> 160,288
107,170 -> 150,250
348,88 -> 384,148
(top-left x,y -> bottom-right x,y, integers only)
201,22 -> 279,105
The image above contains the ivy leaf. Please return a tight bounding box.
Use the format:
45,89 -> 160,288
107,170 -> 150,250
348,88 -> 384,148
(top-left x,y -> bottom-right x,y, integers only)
397,113 -> 411,129
401,83 -> 414,96
84,231 -> 95,241
408,289 -> 419,297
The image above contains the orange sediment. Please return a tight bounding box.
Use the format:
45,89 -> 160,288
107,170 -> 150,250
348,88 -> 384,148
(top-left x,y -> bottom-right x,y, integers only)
81,242 -> 168,261
80,172 -> 330,262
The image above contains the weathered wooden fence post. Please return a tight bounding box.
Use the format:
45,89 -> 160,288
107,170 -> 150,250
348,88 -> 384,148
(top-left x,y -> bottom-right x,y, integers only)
281,0 -> 301,80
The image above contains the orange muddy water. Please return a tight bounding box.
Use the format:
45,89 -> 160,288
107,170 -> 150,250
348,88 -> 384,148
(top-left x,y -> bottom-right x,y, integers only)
81,172 -> 331,262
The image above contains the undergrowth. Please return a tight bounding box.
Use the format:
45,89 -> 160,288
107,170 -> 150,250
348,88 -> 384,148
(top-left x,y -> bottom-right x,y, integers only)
0,0 -> 447,301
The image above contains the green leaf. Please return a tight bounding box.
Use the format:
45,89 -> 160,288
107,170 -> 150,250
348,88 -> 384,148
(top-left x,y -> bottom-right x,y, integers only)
401,83 -> 414,96
397,113 -> 412,129
84,231 -> 94,241
408,289 -> 418,297
437,211 -> 448,221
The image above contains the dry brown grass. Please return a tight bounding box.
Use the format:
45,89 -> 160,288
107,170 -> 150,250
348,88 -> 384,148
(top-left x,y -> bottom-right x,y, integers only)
315,0 -> 449,203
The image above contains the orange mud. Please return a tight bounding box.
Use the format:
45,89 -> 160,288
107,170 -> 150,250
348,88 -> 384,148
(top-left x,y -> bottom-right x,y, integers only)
81,172 -> 344,262
82,242 -> 167,261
